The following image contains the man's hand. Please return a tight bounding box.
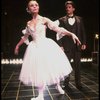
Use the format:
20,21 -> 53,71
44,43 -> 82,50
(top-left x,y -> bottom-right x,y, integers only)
81,44 -> 86,50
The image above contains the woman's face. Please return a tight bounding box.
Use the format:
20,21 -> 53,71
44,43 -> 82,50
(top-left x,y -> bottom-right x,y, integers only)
28,1 -> 39,14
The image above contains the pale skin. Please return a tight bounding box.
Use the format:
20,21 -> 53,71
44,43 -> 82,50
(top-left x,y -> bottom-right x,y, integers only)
14,0 -> 81,55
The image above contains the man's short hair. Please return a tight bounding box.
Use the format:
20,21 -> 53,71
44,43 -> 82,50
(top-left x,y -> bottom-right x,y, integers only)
65,1 -> 75,8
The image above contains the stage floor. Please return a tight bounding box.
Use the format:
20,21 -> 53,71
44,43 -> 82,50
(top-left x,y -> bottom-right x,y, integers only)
1,63 -> 99,100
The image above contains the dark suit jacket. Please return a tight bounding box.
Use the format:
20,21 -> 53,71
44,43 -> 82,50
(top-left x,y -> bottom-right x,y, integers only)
58,15 -> 86,51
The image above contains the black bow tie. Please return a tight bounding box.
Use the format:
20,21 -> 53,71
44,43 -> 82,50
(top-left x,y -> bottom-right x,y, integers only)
67,16 -> 74,18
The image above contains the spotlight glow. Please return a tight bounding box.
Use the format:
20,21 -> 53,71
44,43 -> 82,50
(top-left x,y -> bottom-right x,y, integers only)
1,58 -> 93,65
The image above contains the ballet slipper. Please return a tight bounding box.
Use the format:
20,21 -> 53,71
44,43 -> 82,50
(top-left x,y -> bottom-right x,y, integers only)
31,98 -> 35,100
31,96 -> 44,100
56,85 -> 65,94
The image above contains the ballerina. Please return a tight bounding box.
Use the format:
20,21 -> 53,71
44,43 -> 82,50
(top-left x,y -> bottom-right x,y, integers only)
14,0 -> 81,100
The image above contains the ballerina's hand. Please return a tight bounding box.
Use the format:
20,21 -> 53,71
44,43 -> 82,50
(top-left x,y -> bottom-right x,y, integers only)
14,46 -> 19,55
60,47 -> 64,51
72,34 -> 81,45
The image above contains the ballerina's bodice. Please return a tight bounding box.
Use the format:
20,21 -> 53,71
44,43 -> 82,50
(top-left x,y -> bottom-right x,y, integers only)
27,21 -> 47,42
22,16 -> 66,45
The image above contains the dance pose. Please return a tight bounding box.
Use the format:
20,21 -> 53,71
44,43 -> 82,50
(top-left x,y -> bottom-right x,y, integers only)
14,0 -> 81,100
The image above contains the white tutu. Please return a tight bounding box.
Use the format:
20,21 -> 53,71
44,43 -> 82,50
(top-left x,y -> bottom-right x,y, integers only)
19,38 -> 72,86
19,15 -> 73,87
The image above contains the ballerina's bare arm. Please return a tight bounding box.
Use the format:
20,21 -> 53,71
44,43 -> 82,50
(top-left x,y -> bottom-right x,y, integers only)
14,26 -> 30,55
44,17 -> 81,45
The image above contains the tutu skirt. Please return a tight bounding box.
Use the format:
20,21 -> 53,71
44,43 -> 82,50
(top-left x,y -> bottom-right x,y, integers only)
19,38 -> 72,86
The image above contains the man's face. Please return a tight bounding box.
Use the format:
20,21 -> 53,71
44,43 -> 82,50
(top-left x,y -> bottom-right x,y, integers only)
65,4 -> 75,15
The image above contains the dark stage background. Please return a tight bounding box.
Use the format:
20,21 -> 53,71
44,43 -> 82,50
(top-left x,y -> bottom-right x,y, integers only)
1,0 -> 99,58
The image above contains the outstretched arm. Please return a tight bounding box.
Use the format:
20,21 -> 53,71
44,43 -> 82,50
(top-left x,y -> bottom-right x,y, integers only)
14,38 -> 25,55
45,17 -> 81,45
14,31 -> 30,55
